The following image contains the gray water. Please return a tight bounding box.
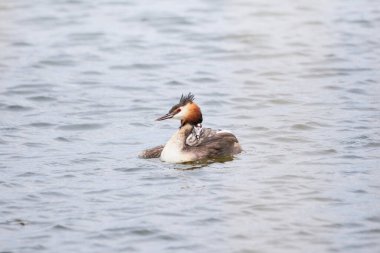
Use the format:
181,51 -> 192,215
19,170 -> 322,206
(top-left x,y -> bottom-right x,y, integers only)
1,0 -> 380,252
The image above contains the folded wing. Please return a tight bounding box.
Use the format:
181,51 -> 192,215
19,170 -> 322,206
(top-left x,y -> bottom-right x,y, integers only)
139,145 -> 164,159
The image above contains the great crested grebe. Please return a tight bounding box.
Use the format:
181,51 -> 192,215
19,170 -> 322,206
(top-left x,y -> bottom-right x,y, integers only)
139,93 -> 242,163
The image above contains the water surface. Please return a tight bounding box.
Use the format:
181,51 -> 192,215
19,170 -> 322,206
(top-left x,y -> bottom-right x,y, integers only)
1,0 -> 380,252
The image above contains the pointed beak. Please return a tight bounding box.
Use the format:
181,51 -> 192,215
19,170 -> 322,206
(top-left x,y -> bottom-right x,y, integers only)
155,113 -> 174,121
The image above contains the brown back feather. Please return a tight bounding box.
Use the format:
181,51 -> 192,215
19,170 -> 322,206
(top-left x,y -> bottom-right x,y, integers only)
139,145 -> 164,159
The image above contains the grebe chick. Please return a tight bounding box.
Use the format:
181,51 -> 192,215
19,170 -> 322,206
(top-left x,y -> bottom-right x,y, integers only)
139,93 -> 242,163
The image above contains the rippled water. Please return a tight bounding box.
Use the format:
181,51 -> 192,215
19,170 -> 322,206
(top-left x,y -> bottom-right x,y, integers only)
1,0 -> 380,252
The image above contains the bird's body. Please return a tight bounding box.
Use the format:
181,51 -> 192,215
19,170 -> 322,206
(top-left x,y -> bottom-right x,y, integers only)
139,93 -> 242,163
160,124 -> 196,163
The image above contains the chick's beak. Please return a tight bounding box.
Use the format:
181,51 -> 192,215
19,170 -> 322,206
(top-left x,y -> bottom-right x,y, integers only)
156,112 -> 174,121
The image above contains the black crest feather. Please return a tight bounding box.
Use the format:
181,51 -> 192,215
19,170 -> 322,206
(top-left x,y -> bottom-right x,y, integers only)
169,93 -> 196,114
179,93 -> 195,106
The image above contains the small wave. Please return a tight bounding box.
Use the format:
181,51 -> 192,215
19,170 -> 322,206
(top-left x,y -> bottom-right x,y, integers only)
67,32 -> 105,41
23,142 -> 45,147
272,136 -> 311,143
188,77 -> 219,83
51,224 -> 73,231
291,124 -> 315,130
303,149 -> 338,156
5,83 -> 55,95
364,142 -> 380,148
5,105 -> 33,111
164,80 -> 185,86
54,137 -> 71,142
27,96 -> 56,102
38,59 -> 76,67
12,41 -> 33,47
347,88 -> 367,95
29,122 -> 55,128
57,123 -> 105,131
268,99 -> 297,105
110,63 -> 164,70
17,172 -> 44,177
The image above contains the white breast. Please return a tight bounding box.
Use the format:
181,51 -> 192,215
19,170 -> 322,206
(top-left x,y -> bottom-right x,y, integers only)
160,143 -> 184,163
160,131 -> 195,163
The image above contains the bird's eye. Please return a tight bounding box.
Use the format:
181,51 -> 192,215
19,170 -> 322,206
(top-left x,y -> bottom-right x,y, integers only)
176,108 -> 181,113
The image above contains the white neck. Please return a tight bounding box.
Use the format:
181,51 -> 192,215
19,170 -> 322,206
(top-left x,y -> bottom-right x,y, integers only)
160,124 -> 194,163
